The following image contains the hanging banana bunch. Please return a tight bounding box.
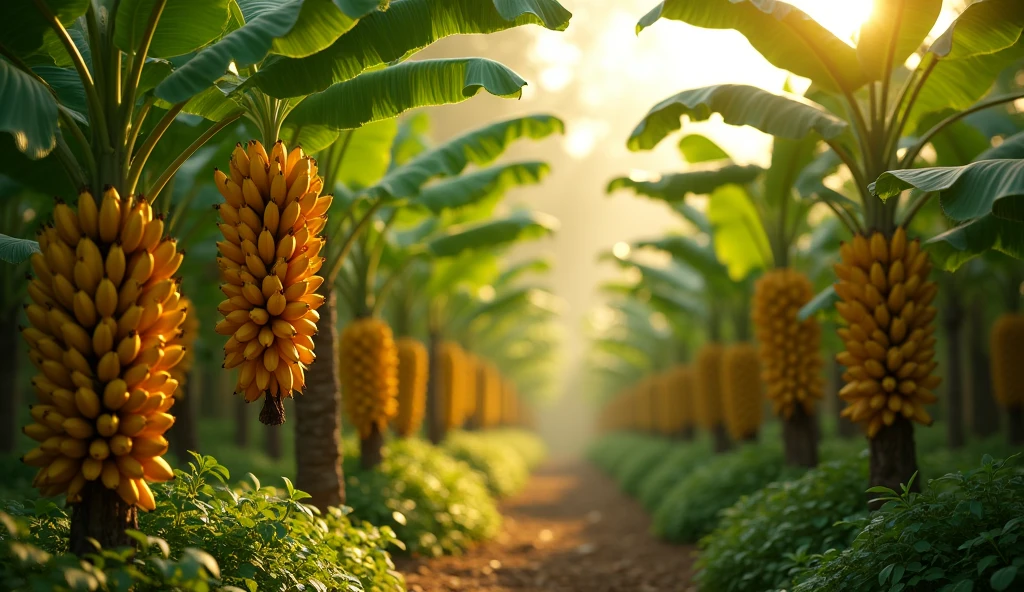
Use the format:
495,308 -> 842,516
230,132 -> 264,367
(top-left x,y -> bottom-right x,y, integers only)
393,337 -> 428,438
21,188 -> 184,510
721,343 -> 763,440
752,269 -> 824,419
214,140 -> 329,425
439,342 -> 468,431
835,229 -> 940,438
340,317 -> 399,439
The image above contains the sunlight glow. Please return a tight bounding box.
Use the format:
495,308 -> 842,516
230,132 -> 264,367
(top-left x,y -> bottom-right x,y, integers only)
612,242 -> 631,260
786,0 -> 874,43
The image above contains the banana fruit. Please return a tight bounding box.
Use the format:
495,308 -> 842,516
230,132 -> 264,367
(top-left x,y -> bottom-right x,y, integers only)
392,337 -> 428,438
167,297 -> 198,395
215,140 -> 328,424
339,318 -> 399,439
22,187 -> 185,511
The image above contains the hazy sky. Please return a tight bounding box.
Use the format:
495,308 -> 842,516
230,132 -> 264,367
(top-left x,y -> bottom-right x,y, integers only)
416,0 -> 961,453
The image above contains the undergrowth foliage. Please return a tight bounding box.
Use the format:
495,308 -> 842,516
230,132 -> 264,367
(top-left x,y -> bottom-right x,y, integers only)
343,439 -> 501,557
443,430 -> 545,498
0,454 -> 404,591
795,455 -> 1024,592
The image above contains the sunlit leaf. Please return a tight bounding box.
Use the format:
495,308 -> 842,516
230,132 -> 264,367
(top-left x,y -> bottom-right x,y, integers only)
677,134 -> 731,163
857,0 -> 941,81
115,0 -> 230,58
0,60 -> 59,160
707,185 -> 771,280
872,159 -> 1024,222
607,165 -> 763,201
416,161 -> 550,213
426,210 -> 558,258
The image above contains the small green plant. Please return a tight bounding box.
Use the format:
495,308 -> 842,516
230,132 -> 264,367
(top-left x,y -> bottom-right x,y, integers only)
1,454 -> 404,591
795,455 -> 1024,592
443,431 -> 537,498
696,456 -> 869,592
652,442 -> 796,543
344,439 -> 501,557
637,440 -> 713,511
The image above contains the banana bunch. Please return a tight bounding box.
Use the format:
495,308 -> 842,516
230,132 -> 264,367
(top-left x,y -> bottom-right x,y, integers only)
654,373 -> 677,436
461,352 -> 479,425
22,187 -> 184,510
340,318 -> 399,439
214,140 -> 328,425
500,377 -> 519,426
438,342 -> 468,431
482,362 -> 503,429
694,343 -> 725,431
666,365 -> 694,434
990,313 -> 1024,411
721,343 -> 763,440
752,269 -> 824,419
393,337 -> 428,438
835,229 -> 940,438
168,297 -> 198,393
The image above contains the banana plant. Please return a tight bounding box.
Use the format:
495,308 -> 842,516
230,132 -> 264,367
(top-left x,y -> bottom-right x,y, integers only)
628,0 -> 1024,496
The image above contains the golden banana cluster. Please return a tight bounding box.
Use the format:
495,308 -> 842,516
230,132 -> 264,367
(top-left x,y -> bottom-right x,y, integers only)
835,229 -> 940,438
481,361 -> 503,429
340,318 -> 398,439
665,365 -> 694,433
22,187 -> 183,510
438,341 -> 469,431
393,337 -> 428,437
990,313 -> 1024,410
654,373 -> 677,435
500,377 -> 520,426
214,140 -> 328,424
721,343 -> 763,440
694,343 -> 725,430
752,268 -> 824,419
168,297 -> 198,394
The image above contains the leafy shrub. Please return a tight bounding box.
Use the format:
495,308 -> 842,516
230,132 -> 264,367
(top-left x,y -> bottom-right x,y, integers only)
795,455 -> 1024,592
588,433 -> 675,481
1,454 -> 404,591
652,442 -> 798,543
696,455 -> 869,592
488,429 -> 547,469
443,431 -> 532,498
614,438 -> 679,496
344,439 -> 501,557
636,440 -> 713,511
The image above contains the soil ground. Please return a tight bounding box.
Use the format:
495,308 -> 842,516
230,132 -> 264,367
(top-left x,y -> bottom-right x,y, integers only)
397,460 -> 697,592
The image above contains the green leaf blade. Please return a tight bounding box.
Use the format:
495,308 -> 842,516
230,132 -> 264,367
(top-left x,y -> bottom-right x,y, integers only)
0,60 -> 59,160
871,159 -> 1024,222
0,233 -> 41,263
115,0 -> 231,58
607,165 -> 763,202
426,210 -> 558,258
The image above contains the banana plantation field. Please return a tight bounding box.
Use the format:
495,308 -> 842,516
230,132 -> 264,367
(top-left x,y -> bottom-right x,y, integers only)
2,0 -> 1024,591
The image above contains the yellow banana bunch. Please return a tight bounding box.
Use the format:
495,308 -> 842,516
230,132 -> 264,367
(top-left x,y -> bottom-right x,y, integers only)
990,313 -> 1024,411
214,140 -> 329,424
666,365 -> 695,434
694,343 -> 725,431
21,187 -> 184,510
834,229 -> 940,438
721,343 -> 763,440
438,342 -> 468,431
393,337 -> 428,438
168,297 -> 198,394
500,377 -> 519,426
482,362 -> 503,429
340,318 -> 399,439
461,352 -> 479,425
752,268 -> 824,419
653,373 -> 676,435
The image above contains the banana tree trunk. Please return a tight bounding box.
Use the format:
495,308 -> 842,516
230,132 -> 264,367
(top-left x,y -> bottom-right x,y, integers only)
426,331 -> 446,445
941,287 -> 965,449
711,424 -> 731,453
783,405 -> 819,467
170,378 -> 199,460
295,290 -> 345,509
234,395 -> 249,447
0,312 -> 19,454
1010,409 -> 1024,445
360,423 -> 384,469
265,424 -> 282,460
968,297 -> 999,438
70,484 -> 137,556
869,417 -> 920,507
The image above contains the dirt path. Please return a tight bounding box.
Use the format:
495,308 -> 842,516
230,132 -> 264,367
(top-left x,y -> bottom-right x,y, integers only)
398,461 -> 697,592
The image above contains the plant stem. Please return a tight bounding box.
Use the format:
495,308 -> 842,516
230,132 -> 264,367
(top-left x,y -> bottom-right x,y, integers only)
372,255 -> 419,317
901,91 -> 1024,167
824,140 -> 871,205
58,107 -> 97,181
126,102 -> 185,196
886,56 -> 937,167
122,0 -> 168,143
147,111 -> 244,205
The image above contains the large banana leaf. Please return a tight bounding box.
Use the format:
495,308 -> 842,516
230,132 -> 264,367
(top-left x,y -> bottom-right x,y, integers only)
426,210 -> 558,258
250,0 -> 572,98
677,134 -> 731,163
287,58 -> 526,132
857,0 -> 941,81
706,185 -> 771,280
0,60 -> 58,160
926,215 -> 1024,271
416,161 -> 549,214
115,0 -> 230,59
607,165 -> 762,201
628,84 -> 847,151
375,114 -> 563,198
928,0 -> 1024,59
637,0 -> 865,93
0,233 -> 41,263
494,257 -> 553,289
635,235 -> 734,296
155,0 -> 371,103
1,0 -> 88,57
324,119 -> 399,190
872,159 -> 1024,222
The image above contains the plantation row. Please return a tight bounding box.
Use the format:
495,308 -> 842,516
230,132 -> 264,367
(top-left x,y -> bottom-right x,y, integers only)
0,0 -> 573,589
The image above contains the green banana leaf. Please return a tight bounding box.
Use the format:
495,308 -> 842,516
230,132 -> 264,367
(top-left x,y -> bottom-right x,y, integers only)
857,0 -> 941,82
415,161 -> 550,214
677,133 -> 731,163
0,233 -> 41,264
115,0 -> 230,59
426,210 -> 558,258
607,164 -> 762,201
0,60 -> 58,160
